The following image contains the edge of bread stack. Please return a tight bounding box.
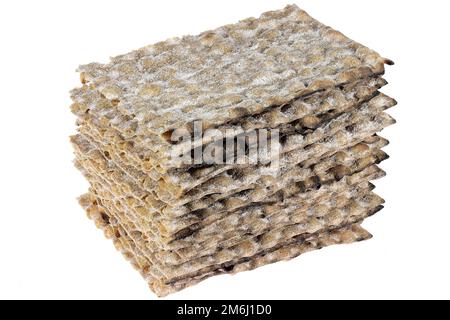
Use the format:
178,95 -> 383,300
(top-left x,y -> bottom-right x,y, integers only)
70,5 -> 396,296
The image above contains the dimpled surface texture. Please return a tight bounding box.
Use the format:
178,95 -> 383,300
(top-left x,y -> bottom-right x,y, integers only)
70,4 -> 395,296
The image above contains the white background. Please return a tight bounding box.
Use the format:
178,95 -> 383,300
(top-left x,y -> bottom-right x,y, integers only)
0,0 -> 449,300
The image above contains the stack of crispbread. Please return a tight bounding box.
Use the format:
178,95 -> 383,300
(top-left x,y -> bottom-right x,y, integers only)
70,5 -> 396,296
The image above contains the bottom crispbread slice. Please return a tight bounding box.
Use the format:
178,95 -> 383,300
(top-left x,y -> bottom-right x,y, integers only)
79,193 -> 371,296
156,224 -> 373,297
91,177 -> 381,272
79,164 -> 384,276
79,190 -> 380,295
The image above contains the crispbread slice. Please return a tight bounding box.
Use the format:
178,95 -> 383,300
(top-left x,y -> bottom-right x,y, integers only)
154,223 -> 372,297
80,193 -> 372,296
73,133 -> 387,242
73,76 -> 386,172
72,127 -> 388,228
75,166 -> 383,274
72,93 -> 395,209
83,165 -> 384,266
156,95 -> 396,201
74,78 -> 387,194
71,5 -> 391,166
92,180 -> 381,270
84,185 -> 380,281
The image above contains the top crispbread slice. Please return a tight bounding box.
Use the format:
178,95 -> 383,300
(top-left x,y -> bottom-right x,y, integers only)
71,4 -> 391,168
